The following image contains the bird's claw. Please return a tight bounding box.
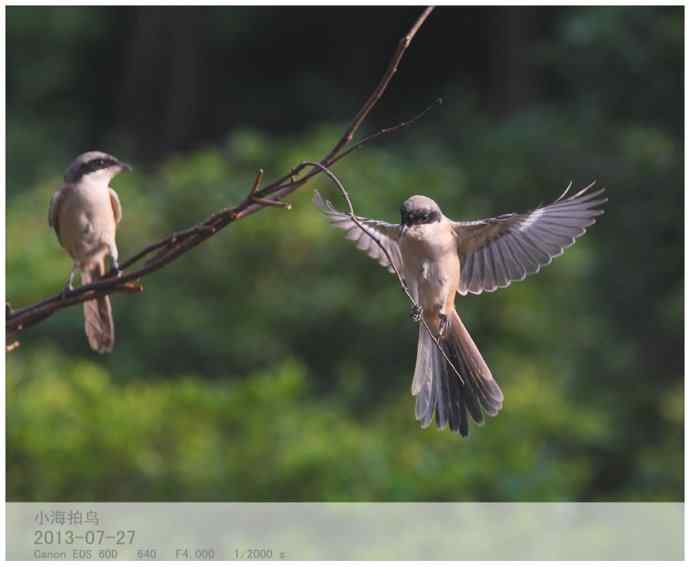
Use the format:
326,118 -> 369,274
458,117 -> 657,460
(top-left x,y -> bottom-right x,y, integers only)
110,261 -> 123,278
61,282 -> 74,299
410,304 -> 423,323
439,313 -> 449,337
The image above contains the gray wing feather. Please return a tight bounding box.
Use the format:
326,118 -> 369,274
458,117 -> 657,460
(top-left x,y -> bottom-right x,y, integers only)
313,190 -> 403,274
453,182 -> 607,295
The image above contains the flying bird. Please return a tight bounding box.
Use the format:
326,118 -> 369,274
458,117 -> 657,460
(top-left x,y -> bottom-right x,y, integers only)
314,182 -> 606,437
49,151 -> 131,353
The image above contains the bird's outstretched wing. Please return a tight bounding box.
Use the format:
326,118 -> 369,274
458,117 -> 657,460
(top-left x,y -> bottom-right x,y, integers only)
452,182 -> 607,295
313,191 -> 403,274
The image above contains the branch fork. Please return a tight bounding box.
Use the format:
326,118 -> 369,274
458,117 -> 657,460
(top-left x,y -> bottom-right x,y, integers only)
248,169 -> 291,209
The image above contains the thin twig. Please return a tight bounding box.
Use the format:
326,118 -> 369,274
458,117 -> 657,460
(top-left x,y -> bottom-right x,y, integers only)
251,196 -> 292,209
323,97 -> 442,171
304,161 -> 465,384
6,6 -> 435,349
248,169 -> 264,196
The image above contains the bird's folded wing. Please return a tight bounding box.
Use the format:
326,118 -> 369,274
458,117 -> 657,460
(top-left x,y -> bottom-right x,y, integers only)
452,182 -> 607,295
313,190 -> 403,274
109,188 -> 123,224
48,187 -> 69,245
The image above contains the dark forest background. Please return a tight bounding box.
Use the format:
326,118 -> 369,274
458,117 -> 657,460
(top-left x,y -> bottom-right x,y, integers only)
6,6 -> 683,501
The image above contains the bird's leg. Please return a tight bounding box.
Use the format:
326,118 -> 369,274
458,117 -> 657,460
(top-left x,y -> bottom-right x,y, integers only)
409,303 -> 423,323
439,312 -> 449,337
62,265 -> 79,298
107,243 -> 122,277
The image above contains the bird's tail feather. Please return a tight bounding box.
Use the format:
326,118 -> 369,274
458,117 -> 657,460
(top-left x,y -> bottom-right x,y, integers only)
412,310 -> 503,437
81,260 -> 114,354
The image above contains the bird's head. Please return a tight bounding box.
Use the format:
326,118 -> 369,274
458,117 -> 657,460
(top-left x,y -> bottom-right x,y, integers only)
64,151 -> 132,184
400,195 -> 442,226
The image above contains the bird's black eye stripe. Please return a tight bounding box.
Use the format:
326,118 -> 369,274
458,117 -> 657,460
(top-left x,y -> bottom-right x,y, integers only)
80,157 -> 115,176
400,204 -> 441,225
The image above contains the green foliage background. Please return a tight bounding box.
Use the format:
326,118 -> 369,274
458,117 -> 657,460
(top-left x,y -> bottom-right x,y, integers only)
6,7 -> 683,501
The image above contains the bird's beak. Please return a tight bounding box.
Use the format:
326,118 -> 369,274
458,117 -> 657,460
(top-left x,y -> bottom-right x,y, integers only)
117,161 -> 133,173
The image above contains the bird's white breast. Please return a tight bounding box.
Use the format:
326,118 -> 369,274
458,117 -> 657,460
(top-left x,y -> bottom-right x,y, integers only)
58,180 -> 115,262
399,219 -> 460,308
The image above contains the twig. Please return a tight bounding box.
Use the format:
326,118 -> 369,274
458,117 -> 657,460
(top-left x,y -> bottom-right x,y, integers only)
305,161 -> 465,385
323,97 -> 442,171
251,196 -> 292,210
6,6 -> 435,349
248,169 -> 264,196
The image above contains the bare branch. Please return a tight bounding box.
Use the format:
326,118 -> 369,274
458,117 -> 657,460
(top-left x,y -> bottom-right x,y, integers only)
304,161 -> 465,385
6,7 -> 435,349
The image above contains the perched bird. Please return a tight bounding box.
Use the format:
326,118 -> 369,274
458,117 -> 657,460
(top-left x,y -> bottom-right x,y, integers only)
48,151 -> 131,353
314,182 -> 606,437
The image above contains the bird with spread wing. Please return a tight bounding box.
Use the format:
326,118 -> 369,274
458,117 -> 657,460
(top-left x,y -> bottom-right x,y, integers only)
315,182 -> 607,437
